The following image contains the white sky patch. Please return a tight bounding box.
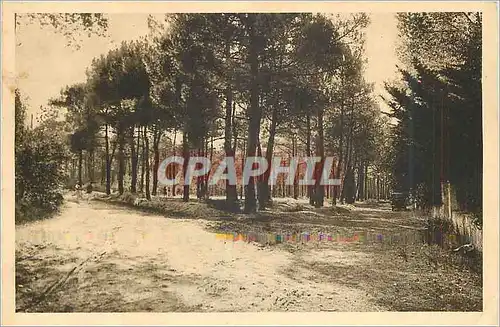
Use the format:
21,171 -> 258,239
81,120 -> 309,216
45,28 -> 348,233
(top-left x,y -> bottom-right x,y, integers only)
364,13 -> 401,113
16,14 -> 153,122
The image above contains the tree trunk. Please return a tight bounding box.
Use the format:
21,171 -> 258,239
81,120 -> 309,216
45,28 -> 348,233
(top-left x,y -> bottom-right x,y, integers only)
306,109 -> 314,205
223,35 -> 238,205
144,126 -> 151,200
232,102 -> 238,150
376,173 -> 380,202
341,105 -> 355,204
130,127 -> 138,193
152,128 -> 161,196
224,85 -> 238,204
333,98 -> 345,206
78,149 -> 83,186
207,137 -> 213,198
140,126 -> 145,193
100,154 -> 105,185
258,106 -> 278,209
244,16 -> 262,213
182,128 -> 189,202
342,122 -> 355,204
196,146 -> 203,199
105,123 -> 111,195
314,106 -> 325,208
167,127 -> 177,198
87,149 -> 94,182
357,162 -> 365,201
117,128 -> 125,195
343,167 -> 355,204
292,135 -> 298,199
240,138 -> 246,201
364,164 -> 368,200
83,153 -> 87,182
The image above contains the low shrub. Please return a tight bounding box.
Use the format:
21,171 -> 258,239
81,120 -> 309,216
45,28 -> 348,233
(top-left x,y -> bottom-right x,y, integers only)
285,203 -> 305,212
120,192 -> 137,205
15,121 -> 66,224
15,192 -> 64,224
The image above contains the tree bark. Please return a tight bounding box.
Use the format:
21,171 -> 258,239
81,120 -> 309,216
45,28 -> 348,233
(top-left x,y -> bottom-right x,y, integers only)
182,128 -> 189,202
152,127 -> 162,196
101,154 -> 105,185
87,149 -> 94,182
140,126 -> 145,193
244,16 -> 262,213
105,123 -> 111,195
171,127 -> 177,197
78,149 -> 83,186
224,85 -> 238,204
364,164 -> 368,200
292,135 -> 299,199
240,138 -> 246,201
306,108 -> 314,205
314,106 -> 325,208
117,128 -> 125,195
207,136 -> 214,198
342,121 -> 355,204
144,126 -> 151,200
258,106 -> 278,209
333,98 -> 345,206
357,162 -> 365,201
130,126 -> 138,193
376,173 -> 380,202
196,146 -> 203,199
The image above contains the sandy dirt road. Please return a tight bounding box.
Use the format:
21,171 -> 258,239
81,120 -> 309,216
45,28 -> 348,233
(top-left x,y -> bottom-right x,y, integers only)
16,199 -> 384,312
15,196 -> 481,312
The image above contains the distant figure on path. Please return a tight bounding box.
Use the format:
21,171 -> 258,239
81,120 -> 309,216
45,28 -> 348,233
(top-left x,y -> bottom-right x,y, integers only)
75,183 -> 83,202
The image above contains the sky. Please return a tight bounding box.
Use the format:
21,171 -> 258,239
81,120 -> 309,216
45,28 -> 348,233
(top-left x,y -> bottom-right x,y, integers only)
363,13 -> 400,110
16,13 -> 400,123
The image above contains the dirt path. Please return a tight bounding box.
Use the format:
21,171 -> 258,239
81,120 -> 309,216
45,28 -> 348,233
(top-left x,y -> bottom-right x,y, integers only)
15,197 -> 481,312
16,198 -> 387,312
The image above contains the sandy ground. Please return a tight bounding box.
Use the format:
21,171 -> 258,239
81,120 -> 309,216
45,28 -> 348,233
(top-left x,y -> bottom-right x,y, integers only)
15,195 -> 482,312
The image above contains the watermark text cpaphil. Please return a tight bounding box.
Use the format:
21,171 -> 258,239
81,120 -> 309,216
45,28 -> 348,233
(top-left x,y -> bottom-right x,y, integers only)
157,156 -> 341,186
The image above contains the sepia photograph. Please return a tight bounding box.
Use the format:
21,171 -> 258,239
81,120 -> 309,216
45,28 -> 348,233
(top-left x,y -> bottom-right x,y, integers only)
2,1 -> 499,325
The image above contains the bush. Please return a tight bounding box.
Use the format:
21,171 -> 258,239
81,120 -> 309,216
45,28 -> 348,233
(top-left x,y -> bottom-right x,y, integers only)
15,121 -> 67,224
285,203 -> 305,212
470,210 -> 482,229
423,216 -> 461,248
424,216 -> 456,234
91,183 -> 107,194
15,193 -> 64,224
120,192 -> 137,205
